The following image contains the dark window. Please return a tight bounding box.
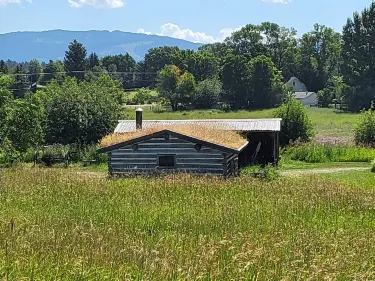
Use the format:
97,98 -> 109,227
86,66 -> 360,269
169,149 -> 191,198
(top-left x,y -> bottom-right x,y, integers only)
158,155 -> 176,168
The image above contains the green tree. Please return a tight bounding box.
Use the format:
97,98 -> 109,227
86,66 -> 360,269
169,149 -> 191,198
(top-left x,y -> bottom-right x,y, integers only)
248,55 -> 285,109
64,40 -> 87,82
274,93 -> 314,146
0,73 -> 14,89
260,22 -> 298,79
297,24 -> 341,93
0,87 -> 13,145
144,46 -> 181,73
8,93 -> 44,152
43,76 -> 122,145
194,77 -> 222,109
0,60 -> 8,74
192,51 -> 220,81
12,65 -> 29,98
341,3 -> 375,111
84,65 -> 108,82
157,65 -> 196,111
28,59 -> 42,84
87,52 -> 100,69
132,88 -> 153,105
225,24 -> 266,58
176,72 -> 196,106
220,53 -> 251,109
40,60 -> 65,85
157,65 -> 180,110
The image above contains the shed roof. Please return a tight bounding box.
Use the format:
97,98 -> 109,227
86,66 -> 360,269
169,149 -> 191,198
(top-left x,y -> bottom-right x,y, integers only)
98,129 -> 249,154
114,119 -> 282,133
294,92 -> 316,99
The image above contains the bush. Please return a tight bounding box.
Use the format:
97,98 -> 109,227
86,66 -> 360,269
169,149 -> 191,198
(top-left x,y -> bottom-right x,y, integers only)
354,105 -> 375,146
0,138 -> 19,167
274,94 -> 314,146
132,88 -> 153,105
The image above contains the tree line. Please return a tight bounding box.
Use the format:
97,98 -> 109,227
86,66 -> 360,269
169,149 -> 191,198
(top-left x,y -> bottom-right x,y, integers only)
3,0 -> 375,112
2,2 -> 375,163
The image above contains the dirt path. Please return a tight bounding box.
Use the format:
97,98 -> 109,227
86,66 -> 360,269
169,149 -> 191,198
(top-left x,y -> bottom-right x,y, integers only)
282,167 -> 369,176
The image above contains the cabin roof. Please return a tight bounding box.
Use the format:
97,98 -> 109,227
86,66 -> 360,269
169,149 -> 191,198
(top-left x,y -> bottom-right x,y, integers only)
114,119 -> 282,133
98,129 -> 249,154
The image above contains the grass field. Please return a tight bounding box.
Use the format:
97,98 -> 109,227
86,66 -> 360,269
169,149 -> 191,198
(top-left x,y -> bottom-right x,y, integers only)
123,107 -> 360,139
1,167 -> 375,280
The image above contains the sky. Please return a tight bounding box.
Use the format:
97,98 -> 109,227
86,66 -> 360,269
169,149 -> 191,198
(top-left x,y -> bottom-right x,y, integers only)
0,0 -> 373,43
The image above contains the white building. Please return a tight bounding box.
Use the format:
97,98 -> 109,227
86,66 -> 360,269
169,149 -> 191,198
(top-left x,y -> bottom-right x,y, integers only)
285,77 -> 307,92
294,91 -> 318,106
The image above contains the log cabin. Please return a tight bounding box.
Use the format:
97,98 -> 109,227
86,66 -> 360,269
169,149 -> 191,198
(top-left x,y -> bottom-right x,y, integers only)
98,108 -> 282,177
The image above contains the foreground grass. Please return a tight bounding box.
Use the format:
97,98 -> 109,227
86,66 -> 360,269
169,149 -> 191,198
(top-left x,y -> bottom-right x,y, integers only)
124,107 -> 360,139
1,168 -> 375,280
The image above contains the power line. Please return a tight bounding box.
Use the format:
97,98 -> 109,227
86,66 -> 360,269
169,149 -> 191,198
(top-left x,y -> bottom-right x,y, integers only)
6,71 -> 159,77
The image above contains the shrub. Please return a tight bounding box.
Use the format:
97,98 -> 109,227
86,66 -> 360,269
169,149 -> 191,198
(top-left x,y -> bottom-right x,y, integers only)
354,104 -> 375,146
0,138 -> 19,166
274,93 -> 314,146
132,88 -> 153,105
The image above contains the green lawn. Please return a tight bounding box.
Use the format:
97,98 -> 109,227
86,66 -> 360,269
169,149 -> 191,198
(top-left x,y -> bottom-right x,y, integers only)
280,160 -> 370,170
123,107 -> 360,139
2,167 -> 375,280
123,89 -> 159,103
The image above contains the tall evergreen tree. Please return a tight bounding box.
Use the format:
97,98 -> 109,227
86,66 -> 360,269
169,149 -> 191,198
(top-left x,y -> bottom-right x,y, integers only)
64,40 -> 87,82
12,65 -> 29,98
0,60 -> 8,74
342,3 -> 375,111
87,52 -> 100,69
28,59 -> 42,85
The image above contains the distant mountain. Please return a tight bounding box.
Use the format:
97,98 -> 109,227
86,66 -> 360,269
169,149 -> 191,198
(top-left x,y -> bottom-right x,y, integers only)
0,30 -> 203,62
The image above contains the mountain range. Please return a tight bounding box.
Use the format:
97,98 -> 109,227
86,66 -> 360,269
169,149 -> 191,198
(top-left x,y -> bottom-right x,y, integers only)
0,30 -> 203,62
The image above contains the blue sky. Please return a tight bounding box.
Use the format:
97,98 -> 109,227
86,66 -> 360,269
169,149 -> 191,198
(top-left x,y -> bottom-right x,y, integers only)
0,0 -> 373,43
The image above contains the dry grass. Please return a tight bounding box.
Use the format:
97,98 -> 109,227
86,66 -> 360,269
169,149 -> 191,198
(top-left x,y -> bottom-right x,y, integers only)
100,124 -> 248,150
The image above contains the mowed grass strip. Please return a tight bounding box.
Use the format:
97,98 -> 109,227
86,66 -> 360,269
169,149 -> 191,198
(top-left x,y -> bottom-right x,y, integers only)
1,168 -> 375,280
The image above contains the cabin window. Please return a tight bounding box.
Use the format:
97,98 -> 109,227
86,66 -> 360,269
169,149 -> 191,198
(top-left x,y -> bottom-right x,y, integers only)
158,155 -> 176,168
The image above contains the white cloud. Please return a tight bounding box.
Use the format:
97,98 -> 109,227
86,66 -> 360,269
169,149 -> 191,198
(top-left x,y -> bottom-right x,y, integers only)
136,28 -> 152,35
0,0 -> 31,6
67,0 -> 125,8
262,0 -> 291,4
137,23 -> 244,44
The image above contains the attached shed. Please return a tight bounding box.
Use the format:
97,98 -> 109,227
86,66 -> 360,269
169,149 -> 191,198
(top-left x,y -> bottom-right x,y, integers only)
98,129 -> 248,178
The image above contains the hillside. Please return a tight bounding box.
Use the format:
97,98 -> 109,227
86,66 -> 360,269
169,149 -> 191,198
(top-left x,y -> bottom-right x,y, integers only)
0,30 -> 203,62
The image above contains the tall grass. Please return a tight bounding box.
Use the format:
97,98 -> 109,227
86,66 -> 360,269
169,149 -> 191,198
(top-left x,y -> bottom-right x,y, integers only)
284,143 -> 375,163
1,167 -> 375,279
